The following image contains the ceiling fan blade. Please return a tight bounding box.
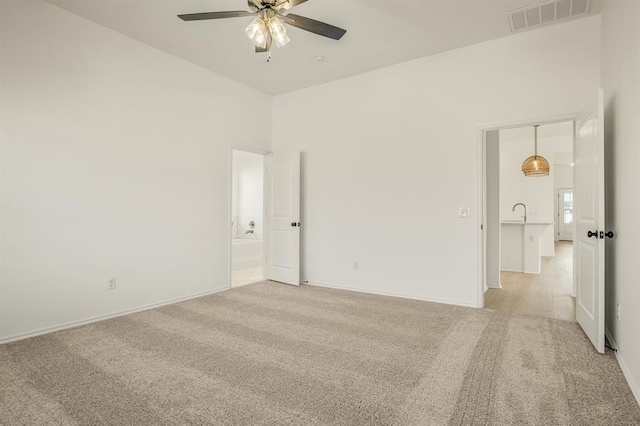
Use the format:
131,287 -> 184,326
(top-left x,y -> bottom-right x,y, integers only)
275,0 -> 308,10
282,14 -> 346,40
178,11 -> 255,21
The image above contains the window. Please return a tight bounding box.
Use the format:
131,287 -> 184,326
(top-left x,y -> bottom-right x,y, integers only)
563,192 -> 573,224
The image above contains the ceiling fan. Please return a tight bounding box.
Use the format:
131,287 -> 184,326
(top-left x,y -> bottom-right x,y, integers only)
178,0 -> 347,60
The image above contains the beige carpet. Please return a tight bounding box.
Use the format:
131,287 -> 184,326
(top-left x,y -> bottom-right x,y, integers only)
1,281 -> 638,425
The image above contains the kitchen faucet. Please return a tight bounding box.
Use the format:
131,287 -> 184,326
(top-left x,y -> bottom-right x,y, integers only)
512,203 -> 527,223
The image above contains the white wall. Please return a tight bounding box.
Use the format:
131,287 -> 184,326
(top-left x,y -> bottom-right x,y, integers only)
499,127 -> 555,224
0,0 -> 271,342
232,151 -> 264,240
272,17 -> 600,306
601,0 -> 640,403
499,122 -> 573,257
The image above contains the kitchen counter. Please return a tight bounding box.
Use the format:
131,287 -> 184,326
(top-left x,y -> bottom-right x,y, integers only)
501,222 -> 553,274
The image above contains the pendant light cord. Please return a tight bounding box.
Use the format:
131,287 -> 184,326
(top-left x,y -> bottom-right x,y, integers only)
534,125 -> 539,157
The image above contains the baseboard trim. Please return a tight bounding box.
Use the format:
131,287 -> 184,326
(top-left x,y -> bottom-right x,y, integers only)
606,328 -> 640,405
304,280 -> 478,308
500,268 -> 524,273
0,286 -> 229,345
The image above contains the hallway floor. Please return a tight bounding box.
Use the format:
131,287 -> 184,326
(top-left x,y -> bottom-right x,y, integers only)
485,241 -> 575,321
232,266 -> 263,288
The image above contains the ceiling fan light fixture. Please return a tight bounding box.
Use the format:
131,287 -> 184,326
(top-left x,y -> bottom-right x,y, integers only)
268,16 -> 290,47
245,17 -> 268,48
179,0 -> 347,61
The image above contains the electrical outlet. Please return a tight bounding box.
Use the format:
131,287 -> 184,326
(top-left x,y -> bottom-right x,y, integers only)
107,277 -> 117,290
353,262 -> 359,271
616,303 -> 620,320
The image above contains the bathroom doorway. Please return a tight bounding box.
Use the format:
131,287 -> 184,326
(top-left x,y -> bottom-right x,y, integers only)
230,149 -> 265,287
481,119 -> 577,322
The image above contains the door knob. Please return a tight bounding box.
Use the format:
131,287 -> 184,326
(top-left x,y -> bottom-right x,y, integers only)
587,230 -> 598,238
604,231 -> 615,239
291,222 -> 297,227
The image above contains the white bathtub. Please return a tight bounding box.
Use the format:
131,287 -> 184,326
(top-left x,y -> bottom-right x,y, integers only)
232,238 -> 263,270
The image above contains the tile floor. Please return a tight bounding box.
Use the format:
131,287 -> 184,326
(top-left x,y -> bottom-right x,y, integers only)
232,265 -> 264,288
485,241 -> 576,321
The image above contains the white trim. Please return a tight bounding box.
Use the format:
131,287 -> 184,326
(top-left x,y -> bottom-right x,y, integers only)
487,283 -> 502,289
500,268 -> 526,273
305,281 -> 478,309
476,114 -> 578,133
476,129 -> 485,308
572,121 -> 578,298
476,113 -> 579,309
230,144 -> 272,157
606,328 -> 640,405
0,287 -> 228,345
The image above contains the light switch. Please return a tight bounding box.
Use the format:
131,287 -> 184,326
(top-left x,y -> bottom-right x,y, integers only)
458,207 -> 471,218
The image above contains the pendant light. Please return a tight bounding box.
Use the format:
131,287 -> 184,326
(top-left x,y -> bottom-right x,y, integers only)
522,125 -> 550,177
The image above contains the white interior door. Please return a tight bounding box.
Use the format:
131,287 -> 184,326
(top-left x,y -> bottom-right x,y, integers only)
558,188 -> 574,241
575,89 -> 605,353
265,152 -> 300,286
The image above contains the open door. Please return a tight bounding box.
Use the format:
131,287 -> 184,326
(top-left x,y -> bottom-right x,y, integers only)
575,89 -> 605,353
265,152 -> 300,286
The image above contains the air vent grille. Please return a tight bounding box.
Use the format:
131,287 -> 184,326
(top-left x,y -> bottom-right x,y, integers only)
508,0 -> 592,32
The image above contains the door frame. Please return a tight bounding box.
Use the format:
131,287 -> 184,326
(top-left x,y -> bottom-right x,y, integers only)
476,113 -> 578,308
228,144 -> 272,289
557,187 -> 575,241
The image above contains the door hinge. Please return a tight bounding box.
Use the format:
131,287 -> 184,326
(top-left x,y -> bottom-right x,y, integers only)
481,224 -> 484,230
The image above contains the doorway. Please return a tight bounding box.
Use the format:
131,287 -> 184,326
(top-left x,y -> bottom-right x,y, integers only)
228,148 -> 302,289
478,91 -> 607,353
231,149 -> 265,287
481,120 -> 576,321
557,188 -> 574,241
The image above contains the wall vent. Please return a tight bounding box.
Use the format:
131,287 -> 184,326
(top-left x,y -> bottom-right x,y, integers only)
508,0 -> 592,32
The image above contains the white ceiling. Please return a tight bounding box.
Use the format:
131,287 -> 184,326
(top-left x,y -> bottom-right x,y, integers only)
44,0 -> 602,95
